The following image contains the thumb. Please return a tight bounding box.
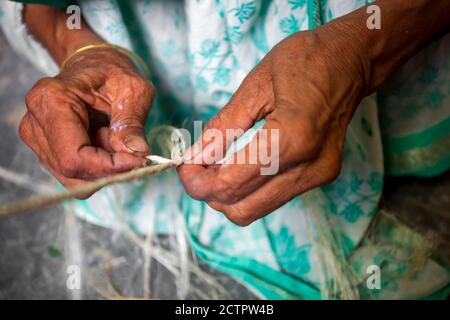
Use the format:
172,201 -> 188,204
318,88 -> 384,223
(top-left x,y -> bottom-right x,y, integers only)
185,72 -> 274,164
108,80 -> 154,156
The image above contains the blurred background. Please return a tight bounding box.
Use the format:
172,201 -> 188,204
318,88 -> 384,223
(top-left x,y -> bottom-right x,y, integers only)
0,29 -> 449,299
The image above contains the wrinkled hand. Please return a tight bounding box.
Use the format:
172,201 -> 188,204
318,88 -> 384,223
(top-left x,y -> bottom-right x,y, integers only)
178,26 -> 370,226
19,48 -> 154,197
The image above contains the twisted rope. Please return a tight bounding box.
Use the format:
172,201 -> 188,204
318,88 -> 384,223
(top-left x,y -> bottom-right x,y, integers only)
0,158 -> 183,218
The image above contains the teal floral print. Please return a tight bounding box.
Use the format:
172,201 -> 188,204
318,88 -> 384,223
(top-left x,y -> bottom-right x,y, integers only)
367,172 -> 383,192
324,170 -> 382,223
279,14 -> 301,35
225,26 -> 244,44
196,75 -> 209,93
213,67 -> 232,86
289,0 -> 306,10
229,1 -> 256,23
199,39 -> 221,59
270,226 -> 312,275
340,203 -> 364,223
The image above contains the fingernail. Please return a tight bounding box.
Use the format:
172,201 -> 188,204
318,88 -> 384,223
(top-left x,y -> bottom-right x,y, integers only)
123,136 -> 149,153
143,158 -> 151,166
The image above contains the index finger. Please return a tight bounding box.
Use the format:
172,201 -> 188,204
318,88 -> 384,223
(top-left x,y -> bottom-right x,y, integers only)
178,121 -> 282,203
41,102 -> 147,180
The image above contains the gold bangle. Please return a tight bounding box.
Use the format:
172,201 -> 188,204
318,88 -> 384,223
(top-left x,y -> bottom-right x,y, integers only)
60,43 -> 150,77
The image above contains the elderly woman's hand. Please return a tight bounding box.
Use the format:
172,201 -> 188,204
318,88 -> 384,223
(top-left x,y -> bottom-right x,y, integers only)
19,48 -> 154,197
177,0 -> 450,226
178,0 -> 450,226
178,24 -> 370,226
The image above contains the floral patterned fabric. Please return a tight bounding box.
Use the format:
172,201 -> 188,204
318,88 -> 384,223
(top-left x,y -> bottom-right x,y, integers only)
2,0 -> 450,299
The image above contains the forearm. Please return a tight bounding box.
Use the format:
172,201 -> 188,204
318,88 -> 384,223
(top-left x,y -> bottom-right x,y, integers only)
327,0 -> 450,94
24,4 -> 104,65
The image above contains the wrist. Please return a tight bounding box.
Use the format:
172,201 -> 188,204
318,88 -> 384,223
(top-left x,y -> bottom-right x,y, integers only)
24,4 -> 104,65
317,21 -> 373,98
61,47 -> 138,76
324,0 -> 450,95
58,31 -> 105,66
53,13 -> 106,66
60,44 -> 149,80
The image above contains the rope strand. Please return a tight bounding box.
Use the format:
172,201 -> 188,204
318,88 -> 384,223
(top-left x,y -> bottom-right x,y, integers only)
0,159 -> 183,218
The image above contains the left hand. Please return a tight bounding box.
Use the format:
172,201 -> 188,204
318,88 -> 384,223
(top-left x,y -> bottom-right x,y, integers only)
178,25 -> 371,226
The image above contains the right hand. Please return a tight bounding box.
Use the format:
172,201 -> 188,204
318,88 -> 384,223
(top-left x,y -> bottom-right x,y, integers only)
19,47 -> 154,198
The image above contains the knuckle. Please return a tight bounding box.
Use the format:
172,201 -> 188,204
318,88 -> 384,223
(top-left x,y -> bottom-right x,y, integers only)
18,116 -> 31,142
213,178 -> 240,204
184,185 -> 203,200
133,76 -> 150,90
322,156 -> 342,184
58,155 -> 80,178
139,77 -> 154,93
73,191 -> 94,200
288,120 -> 322,160
217,187 -> 239,204
25,89 -> 41,113
111,115 -> 145,130
114,75 -> 154,113
31,77 -> 61,93
183,178 -> 207,201
24,92 -> 35,110
25,77 -> 62,112
305,154 -> 342,190
126,75 -> 153,97
29,77 -> 51,92
224,205 -> 253,227
143,82 -> 154,102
